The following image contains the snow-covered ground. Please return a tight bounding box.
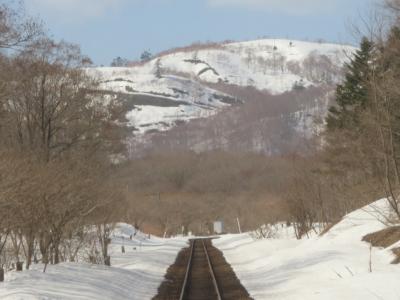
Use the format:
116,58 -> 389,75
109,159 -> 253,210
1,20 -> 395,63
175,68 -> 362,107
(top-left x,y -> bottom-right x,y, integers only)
3,200 -> 398,300
214,199 -> 400,300
0,224 -> 188,300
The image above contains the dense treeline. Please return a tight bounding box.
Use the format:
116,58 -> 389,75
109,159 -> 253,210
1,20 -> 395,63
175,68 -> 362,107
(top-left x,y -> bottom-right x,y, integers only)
0,3 -> 127,273
120,151 -> 292,236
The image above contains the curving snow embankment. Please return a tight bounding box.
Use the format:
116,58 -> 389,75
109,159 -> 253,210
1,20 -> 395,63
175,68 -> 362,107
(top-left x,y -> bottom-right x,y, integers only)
214,199 -> 400,300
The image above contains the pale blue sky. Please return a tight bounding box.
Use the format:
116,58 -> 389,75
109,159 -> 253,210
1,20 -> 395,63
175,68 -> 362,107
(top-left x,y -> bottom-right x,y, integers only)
22,0 -> 377,65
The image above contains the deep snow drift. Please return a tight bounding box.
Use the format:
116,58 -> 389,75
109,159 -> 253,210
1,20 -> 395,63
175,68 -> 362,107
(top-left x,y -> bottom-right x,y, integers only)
0,224 -> 188,300
214,199 -> 400,300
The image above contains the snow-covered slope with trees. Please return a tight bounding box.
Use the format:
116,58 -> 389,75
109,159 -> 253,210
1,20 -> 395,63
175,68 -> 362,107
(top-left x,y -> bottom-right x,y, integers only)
214,199 -> 400,300
89,67 -> 238,134
0,224 -> 188,300
89,39 -> 355,139
1,201 -> 399,299
160,39 -> 354,92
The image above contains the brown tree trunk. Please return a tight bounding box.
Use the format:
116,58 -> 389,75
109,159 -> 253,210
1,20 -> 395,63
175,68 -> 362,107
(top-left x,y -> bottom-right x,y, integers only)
53,240 -> 60,264
39,233 -> 50,266
25,234 -> 35,270
16,262 -> 23,271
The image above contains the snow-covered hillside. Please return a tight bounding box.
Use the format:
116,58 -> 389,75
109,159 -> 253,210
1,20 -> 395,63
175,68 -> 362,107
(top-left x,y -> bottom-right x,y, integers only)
214,199 -> 400,300
89,39 -> 355,137
89,68 -> 238,134
160,39 -> 354,92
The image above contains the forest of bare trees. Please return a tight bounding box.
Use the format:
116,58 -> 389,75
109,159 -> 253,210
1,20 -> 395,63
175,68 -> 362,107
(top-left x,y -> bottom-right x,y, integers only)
0,3 -> 128,276
119,150 -> 292,236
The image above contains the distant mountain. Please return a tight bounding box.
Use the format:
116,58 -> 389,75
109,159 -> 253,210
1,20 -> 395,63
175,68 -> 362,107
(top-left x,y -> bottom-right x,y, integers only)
156,39 -> 354,93
88,39 -> 355,155
88,67 -> 239,134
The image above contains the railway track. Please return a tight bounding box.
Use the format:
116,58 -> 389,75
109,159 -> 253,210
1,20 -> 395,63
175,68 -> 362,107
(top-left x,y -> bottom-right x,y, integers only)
154,238 -> 252,300
180,239 -> 222,300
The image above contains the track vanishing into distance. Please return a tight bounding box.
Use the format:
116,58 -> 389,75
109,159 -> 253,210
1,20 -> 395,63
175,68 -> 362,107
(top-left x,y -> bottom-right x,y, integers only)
153,238 -> 252,300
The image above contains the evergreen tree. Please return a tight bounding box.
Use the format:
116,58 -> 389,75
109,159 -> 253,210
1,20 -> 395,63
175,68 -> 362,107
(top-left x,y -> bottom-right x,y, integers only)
154,58 -> 163,79
110,56 -> 129,67
326,37 -> 374,130
140,50 -> 152,62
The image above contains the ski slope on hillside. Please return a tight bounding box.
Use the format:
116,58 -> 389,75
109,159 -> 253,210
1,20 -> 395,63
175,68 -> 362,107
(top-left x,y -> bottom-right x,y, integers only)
214,199 -> 400,300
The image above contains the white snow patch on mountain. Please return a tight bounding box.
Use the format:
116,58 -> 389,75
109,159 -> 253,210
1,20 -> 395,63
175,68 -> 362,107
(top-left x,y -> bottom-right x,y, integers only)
88,68 -> 233,134
88,39 -> 355,135
159,39 -> 355,93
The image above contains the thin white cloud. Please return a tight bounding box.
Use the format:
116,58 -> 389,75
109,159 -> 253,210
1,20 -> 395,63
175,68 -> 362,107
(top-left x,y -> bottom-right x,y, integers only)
27,0 -> 126,19
207,0 -> 336,15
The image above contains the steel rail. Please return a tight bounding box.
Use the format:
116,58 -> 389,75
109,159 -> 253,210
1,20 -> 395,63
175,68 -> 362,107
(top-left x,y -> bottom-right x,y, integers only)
179,239 -> 222,300
202,239 -> 222,300
179,239 -> 195,300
